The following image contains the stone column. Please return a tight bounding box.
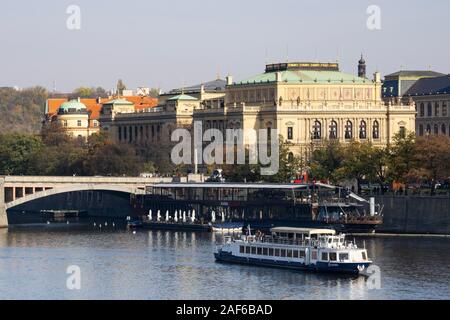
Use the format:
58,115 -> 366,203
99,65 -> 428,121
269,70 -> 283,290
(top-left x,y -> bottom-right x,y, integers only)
0,177 -> 8,228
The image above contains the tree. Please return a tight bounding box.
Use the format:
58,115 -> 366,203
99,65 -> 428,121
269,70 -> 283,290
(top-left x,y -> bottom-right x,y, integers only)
0,133 -> 43,175
336,141 -> 375,193
310,140 -> 345,183
388,131 -> 417,190
411,134 -> 450,195
117,79 -> 127,96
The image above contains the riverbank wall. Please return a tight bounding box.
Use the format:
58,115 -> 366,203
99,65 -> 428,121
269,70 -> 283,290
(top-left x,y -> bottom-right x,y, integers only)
376,195 -> 450,234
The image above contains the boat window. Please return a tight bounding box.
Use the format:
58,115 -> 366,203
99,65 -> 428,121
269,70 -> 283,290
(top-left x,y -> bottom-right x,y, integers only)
293,250 -> 299,258
257,247 -> 263,255
339,253 -> 349,261
263,248 -> 268,255
280,249 -> 287,257
275,249 -> 280,257
333,239 -> 339,243
299,250 -> 306,258
321,252 -> 329,261
240,246 -> 245,254
328,238 -> 332,244
287,250 -> 293,258
329,252 -> 337,261
269,248 -> 274,256
362,251 -> 367,260
311,251 -> 317,260
251,247 -> 257,255
245,246 -> 250,254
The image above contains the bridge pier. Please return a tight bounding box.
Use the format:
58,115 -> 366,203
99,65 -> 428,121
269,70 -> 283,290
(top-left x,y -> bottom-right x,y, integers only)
0,177 -> 8,228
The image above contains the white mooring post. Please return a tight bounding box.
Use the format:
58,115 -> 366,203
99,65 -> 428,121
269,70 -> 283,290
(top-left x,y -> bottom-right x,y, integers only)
370,197 -> 376,216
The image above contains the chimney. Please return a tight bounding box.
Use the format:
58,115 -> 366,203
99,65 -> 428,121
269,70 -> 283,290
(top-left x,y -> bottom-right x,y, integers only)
374,71 -> 381,83
276,72 -> 282,82
226,75 -> 233,86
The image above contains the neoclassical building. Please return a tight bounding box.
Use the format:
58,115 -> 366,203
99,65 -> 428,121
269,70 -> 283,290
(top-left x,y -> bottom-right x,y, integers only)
194,62 -> 415,158
55,99 -> 99,139
101,60 -> 416,159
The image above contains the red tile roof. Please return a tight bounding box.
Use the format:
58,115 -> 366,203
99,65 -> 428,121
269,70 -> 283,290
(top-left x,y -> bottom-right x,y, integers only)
46,96 -> 158,120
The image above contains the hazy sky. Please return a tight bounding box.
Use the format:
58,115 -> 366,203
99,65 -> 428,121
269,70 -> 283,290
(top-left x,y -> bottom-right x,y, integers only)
0,0 -> 448,93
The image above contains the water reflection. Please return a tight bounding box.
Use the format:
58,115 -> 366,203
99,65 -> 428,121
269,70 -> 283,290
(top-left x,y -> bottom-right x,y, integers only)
0,226 -> 449,300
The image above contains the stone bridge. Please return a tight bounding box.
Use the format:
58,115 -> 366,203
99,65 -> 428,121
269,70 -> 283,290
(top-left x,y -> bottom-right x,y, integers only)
0,175 -> 202,227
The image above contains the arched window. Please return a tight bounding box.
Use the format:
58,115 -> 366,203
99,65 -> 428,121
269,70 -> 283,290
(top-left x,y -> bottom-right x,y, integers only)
435,102 -> 440,117
345,120 -> 353,139
419,124 -> 424,136
329,120 -> 338,139
359,120 -> 367,139
313,120 -> 322,139
373,120 -> 380,139
442,124 -> 446,135
434,124 -> 439,135
420,103 -> 425,117
427,103 -> 432,117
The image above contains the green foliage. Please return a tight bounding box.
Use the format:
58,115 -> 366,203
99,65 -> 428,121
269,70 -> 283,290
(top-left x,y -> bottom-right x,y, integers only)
310,140 -> 345,183
0,87 -> 48,134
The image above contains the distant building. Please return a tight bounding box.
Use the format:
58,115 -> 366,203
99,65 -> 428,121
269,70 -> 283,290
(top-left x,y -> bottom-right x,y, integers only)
101,57 -> 416,161
45,95 -> 158,139
405,74 -> 450,136
100,78 -> 226,144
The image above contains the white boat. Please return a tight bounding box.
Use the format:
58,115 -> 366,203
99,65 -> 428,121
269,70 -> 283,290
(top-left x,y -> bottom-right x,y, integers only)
214,227 -> 372,275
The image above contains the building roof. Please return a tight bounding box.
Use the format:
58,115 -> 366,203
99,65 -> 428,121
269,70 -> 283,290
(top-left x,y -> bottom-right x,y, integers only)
168,79 -> 226,94
385,70 -> 445,79
405,75 -> 450,96
58,100 -> 87,112
45,96 -> 158,120
167,94 -> 198,101
235,69 -> 369,86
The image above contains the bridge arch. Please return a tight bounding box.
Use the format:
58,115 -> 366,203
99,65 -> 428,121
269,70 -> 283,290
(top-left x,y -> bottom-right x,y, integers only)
5,184 -> 146,209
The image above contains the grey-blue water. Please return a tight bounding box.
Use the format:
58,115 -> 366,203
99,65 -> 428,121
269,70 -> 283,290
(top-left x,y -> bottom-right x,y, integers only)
0,225 -> 449,300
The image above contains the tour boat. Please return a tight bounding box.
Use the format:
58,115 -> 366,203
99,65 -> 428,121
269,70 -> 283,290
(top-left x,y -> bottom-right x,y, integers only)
214,227 -> 372,275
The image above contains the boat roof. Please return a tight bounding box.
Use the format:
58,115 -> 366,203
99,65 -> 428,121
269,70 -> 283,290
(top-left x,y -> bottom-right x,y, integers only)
270,227 -> 336,235
149,183 -> 311,189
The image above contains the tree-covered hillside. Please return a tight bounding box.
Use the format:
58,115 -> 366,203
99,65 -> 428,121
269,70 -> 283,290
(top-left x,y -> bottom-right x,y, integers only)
0,86 -> 48,134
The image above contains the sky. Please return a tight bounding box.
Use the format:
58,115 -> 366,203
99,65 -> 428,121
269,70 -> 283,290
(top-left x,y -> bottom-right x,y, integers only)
0,0 -> 448,93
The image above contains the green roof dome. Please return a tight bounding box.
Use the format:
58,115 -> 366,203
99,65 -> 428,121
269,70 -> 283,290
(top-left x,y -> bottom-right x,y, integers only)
59,99 -> 87,113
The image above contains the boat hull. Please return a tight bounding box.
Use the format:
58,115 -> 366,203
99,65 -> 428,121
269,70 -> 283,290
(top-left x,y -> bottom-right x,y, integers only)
214,250 -> 371,275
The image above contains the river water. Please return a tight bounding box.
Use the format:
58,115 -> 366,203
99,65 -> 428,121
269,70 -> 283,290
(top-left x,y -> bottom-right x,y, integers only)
0,224 -> 449,300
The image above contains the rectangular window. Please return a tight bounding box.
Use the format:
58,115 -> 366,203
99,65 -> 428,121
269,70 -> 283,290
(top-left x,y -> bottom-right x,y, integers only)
329,252 -> 337,261
287,250 -> 293,258
362,251 -> 367,260
339,253 -> 349,261
77,120 -> 82,127
280,249 -> 287,257
274,249 -> 280,257
240,246 -> 245,254
299,250 -> 306,258
321,252 -> 329,261
257,247 -> 262,255
245,246 -> 251,254
268,248 -> 274,256
293,250 -> 299,258
263,248 -> 268,256
287,127 -> 293,140
311,251 -> 317,260
399,126 -> 406,138
251,247 -> 256,255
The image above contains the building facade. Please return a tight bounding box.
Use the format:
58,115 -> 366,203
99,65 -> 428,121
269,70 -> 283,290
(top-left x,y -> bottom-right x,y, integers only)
406,75 -> 450,136
101,60 -> 416,160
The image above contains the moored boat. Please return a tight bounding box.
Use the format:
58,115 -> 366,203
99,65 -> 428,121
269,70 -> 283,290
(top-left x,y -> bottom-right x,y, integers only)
214,227 -> 372,275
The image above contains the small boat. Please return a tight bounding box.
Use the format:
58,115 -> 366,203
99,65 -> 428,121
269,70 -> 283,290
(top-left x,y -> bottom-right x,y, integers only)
127,220 -> 143,229
212,222 -> 244,233
214,227 -> 372,275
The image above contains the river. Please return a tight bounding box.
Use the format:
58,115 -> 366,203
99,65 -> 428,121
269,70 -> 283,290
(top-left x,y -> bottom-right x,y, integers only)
0,223 -> 449,300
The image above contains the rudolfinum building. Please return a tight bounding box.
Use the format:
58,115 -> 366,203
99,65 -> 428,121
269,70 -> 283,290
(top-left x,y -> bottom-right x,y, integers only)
101,58 -> 416,159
